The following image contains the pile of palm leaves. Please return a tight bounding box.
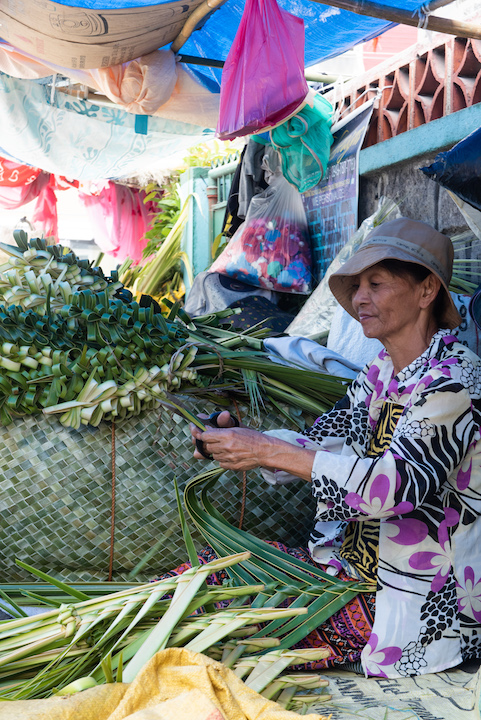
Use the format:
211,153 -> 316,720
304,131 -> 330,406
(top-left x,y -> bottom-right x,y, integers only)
0,467 -> 374,710
0,231 -> 348,429
118,185 -> 193,308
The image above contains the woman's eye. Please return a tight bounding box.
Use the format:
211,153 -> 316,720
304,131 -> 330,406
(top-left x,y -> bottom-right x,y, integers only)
370,282 -> 380,288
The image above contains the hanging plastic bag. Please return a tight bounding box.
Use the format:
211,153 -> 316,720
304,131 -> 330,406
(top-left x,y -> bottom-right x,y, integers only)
209,149 -> 313,294
270,93 -> 334,193
216,0 -> 308,141
421,126 -> 481,212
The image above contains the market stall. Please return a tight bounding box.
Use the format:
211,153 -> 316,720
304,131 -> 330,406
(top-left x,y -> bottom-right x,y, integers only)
0,0 -> 481,716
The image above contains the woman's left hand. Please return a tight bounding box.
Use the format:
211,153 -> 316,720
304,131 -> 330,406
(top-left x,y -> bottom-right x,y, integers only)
195,426 -> 268,471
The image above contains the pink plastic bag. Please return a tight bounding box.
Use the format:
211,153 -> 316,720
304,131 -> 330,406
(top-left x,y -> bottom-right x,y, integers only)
216,0 -> 308,140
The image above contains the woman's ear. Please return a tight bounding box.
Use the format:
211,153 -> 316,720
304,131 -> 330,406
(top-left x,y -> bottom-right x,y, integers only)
420,273 -> 441,309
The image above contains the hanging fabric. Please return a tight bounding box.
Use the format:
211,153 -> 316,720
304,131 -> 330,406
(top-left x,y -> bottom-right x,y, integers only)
78,182 -> 156,264
0,74 -> 214,181
0,42 -> 219,129
0,157 -> 41,187
0,153 -> 152,256
0,173 -> 49,210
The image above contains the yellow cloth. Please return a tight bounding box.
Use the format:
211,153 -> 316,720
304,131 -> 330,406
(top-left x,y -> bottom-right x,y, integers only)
0,648 -> 329,720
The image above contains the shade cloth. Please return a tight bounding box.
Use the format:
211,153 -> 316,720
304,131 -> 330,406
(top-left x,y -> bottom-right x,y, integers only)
0,0 -> 443,92
0,73 -> 214,181
0,42 -> 220,128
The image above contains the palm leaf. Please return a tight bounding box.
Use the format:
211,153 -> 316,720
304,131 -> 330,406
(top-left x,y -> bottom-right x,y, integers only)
184,466 -> 374,653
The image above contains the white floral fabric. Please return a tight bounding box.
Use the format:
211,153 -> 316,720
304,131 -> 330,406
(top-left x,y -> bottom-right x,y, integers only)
264,330 -> 481,678
0,73 -> 213,181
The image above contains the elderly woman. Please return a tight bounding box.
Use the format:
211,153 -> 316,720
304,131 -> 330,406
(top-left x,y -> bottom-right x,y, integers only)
189,217 -> 481,678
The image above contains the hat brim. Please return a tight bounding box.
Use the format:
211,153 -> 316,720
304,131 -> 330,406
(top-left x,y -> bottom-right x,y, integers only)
328,244 -> 462,331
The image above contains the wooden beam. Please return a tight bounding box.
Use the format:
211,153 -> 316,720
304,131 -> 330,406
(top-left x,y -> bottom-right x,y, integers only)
306,0 -> 481,40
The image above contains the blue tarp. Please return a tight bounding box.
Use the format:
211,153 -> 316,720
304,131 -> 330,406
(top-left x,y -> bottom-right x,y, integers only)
40,1 -> 430,91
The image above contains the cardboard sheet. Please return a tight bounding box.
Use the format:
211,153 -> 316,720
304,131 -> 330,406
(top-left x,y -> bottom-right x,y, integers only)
0,0 -> 205,68
311,662 -> 481,719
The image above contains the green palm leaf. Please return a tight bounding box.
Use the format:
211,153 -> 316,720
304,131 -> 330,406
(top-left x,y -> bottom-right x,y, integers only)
183,466 -> 374,654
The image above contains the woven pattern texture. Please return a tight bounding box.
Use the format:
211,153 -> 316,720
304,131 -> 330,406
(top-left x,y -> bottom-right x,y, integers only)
0,402 -> 314,582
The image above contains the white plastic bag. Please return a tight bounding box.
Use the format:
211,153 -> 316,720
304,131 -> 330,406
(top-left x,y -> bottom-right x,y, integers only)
210,150 -> 313,294
287,197 -> 401,336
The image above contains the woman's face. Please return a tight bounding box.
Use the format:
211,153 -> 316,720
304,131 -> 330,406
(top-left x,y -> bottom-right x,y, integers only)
349,264 -> 430,346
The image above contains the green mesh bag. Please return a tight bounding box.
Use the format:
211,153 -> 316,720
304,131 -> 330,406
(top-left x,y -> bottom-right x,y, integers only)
0,401 -> 313,582
270,92 -> 334,193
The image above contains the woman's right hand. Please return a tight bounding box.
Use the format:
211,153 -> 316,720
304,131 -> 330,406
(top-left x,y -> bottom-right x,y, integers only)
190,411 -> 238,460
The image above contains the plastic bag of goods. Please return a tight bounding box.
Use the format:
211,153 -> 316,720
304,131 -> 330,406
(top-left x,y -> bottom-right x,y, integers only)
209,150 -> 313,294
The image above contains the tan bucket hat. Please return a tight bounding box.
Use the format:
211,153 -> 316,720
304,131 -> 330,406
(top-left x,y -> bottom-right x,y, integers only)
328,217 -> 462,330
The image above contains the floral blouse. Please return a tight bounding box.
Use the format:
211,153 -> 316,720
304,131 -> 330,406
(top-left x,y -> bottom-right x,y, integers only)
263,330 -> 481,678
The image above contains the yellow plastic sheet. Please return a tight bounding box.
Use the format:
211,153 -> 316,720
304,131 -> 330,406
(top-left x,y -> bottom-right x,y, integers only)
0,648 -> 330,720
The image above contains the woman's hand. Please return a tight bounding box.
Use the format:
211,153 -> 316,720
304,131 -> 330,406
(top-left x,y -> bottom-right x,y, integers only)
190,410 -> 265,469
190,410 -> 235,459
190,410 -> 315,480
194,425 -> 269,470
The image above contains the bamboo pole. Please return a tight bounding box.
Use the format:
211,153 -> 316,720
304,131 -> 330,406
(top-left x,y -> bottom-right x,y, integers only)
171,0 -> 227,53
425,0 -> 456,10
305,0 -> 481,40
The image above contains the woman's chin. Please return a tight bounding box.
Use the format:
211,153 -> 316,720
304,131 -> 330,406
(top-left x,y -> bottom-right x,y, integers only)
360,322 -> 379,339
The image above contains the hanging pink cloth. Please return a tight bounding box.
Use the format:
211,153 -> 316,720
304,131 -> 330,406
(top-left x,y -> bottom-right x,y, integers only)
0,157 -> 80,240
0,153 -> 154,257
78,181 -> 155,263
31,180 -> 59,240
0,172 -> 50,209
30,176 -> 79,240
0,157 -> 41,186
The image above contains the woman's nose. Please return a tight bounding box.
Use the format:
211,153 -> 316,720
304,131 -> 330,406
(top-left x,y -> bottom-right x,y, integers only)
352,284 -> 369,308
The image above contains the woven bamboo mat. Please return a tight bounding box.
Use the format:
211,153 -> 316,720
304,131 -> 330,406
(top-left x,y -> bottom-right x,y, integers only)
0,401 -> 313,582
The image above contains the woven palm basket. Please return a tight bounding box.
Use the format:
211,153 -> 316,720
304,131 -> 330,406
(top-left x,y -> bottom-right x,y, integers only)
0,400 -> 314,582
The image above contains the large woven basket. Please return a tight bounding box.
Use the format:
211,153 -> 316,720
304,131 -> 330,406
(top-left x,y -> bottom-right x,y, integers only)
1,401 -> 314,582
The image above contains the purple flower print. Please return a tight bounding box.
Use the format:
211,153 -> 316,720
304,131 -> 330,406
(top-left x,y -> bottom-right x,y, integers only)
456,458 -> 472,491
296,437 -> 311,448
413,373 -> 436,395
409,507 -> 459,592
366,364 -> 381,386
345,473 -> 414,519
387,381 -> 417,405
364,364 -> 382,412
428,357 -> 458,372
441,334 -> 459,348
384,518 -> 429,546
363,633 -> 402,677
457,566 -> 481,622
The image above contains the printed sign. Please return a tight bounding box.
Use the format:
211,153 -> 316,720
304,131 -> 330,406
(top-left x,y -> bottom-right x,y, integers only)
303,101 -> 374,281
